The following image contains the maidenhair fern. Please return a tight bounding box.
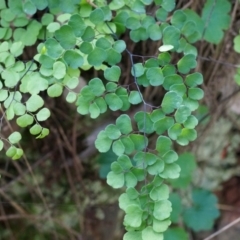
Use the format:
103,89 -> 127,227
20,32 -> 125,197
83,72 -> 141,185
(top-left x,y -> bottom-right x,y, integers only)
0,0 -> 228,238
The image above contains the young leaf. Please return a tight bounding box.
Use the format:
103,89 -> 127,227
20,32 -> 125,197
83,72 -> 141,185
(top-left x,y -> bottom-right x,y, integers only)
47,84 -> 63,97
142,226 -> 163,240
150,184 -> 169,201
112,139 -> 125,156
26,95 -> 44,112
8,131 -> 22,144
95,131 -> 113,152
107,171 -> 124,189
153,200 -> 172,221
36,108 -> 51,121
124,205 -> 143,228
105,124 -> 121,140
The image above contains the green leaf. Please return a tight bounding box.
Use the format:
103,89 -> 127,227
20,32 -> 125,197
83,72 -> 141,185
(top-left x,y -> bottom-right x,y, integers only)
146,67 -> 164,86
160,163 -> 181,179
89,8 -> 104,25
81,26 -> 95,42
107,171 -> 124,189
202,0 -> 231,44
142,226 -> 163,240
150,184 -> 169,201
87,47 -> 107,66
183,115 -> 198,129
53,61 -> 66,79
105,124 -> 121,140
169,152 -> 196,188
134,112 -> 154,134
169,84 -> 186,97
44,38 -> 64,59
66,92 -> 77,103
88,78 -> 105,96
124,205 -> 143,228
16,114 -> 34,127
121,137 -> 135,154
0,89 -> 8,101
116,114 -> 133,134
163,26 -> 180,49
163,74 -> 183,90
96,37 -> 112,50
105,48 -> 121,65
112,139 -> 125,156
104,66 -> 121,82
125,172 -> 138,188
147,159 -> 164,175
161,0 -> 175,12
131,63 -> 145,77
95,97 -> 107,113
185,72 -> 203,87
123,231 -> 142,240
126,17 -> 141,30
10,41 -> 24,57
23,1 -> 37,15
36,108 -> 51,121
118,155 -> 132,170
162,150 -> 178,163
47,84 -> 63,97
95,131 -> 112,152
153,200 -> 172,221
26,95 -> 44,112
161,91 -> 182,114
150,109 -> 165,122
6,146 -> 17,158
8,131 -> 21,144
0,140 -> 3,151
134,152 -> 158,166
55,25 -> 76,49
153,218 -> 171,233
113,40 -> 126,53
183,189 -> 220,231
177,54 -> 197,74
188,87 -> 204,100
105,93 -> 123,111
13,102 -> 26,116
129,134 -> 148,151
68,14 -> 86,37
234,35 -> 240,53
126,187 -> 139,200
164,228 -> 188,240
2,69 -> 19,88
63,50 -> 83,69
111,162 -> 123,174
175,106 -> 191,123
154,117 -> 174,135
156,136 -> 172,156
169,193 -> 182,223
148,24 -> 162,41
30,124 -> 42,135
36,128 -> 49,139
128,91 -> 142,105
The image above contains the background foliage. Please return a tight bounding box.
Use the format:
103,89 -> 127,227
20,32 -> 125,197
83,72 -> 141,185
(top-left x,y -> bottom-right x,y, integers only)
0,0 -> 240,239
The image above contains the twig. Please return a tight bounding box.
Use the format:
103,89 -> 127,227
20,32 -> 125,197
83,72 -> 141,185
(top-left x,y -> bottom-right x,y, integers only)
203,216 -> 240,240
